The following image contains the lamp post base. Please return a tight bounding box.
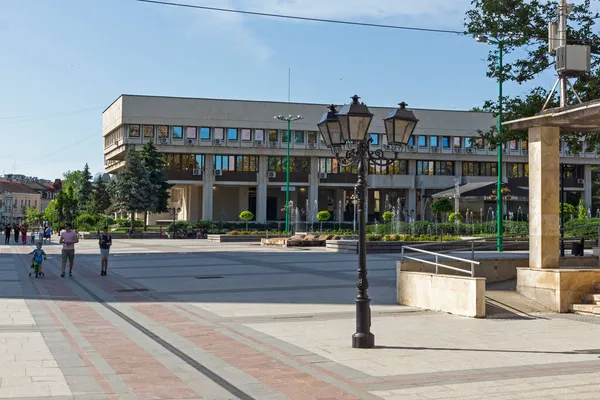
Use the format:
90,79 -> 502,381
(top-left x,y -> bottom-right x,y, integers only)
352,332 -> 374,349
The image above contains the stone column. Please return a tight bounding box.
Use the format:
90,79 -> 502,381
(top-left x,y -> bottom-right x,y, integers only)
584,164 -> 593,207
256,156 -> 268,223
528,126 -> 560,269
202,154 -> 214,221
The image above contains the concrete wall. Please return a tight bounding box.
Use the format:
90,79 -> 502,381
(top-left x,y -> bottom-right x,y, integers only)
213,186 -> 242,221
397,271 -> 486,318
517,268 -> 600,312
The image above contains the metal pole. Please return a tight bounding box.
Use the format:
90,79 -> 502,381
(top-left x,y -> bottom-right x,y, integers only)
497,41 -> 504,252
172,210 -> 176,240
560,163 -> 565,256
285,119 -> 291,233
559,0 -> 568,108
352,140 -> 374,349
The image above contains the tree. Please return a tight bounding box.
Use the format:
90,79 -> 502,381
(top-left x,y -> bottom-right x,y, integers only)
62,170 -> 84,194
316,210 -> 331,232
25,207 -> 43,226
431,198 -> 453,220
560,202 -> 576,219
44,200 -> 59,228
76,163 -> 93,214
465,0 -> 600,151
448,212 -> 463,223
140,140 -> 172,230
91,177 -> 111,216
578,199 -> 588,220
239,211 -> 254,231
113,146 -> 156,229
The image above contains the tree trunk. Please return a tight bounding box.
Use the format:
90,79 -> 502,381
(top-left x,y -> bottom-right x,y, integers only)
144,211 -> 148,231
130,212 -> 135,230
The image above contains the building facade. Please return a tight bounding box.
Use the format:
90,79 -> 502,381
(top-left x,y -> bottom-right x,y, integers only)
102,95 -> 600,224
0,181 -> 43,225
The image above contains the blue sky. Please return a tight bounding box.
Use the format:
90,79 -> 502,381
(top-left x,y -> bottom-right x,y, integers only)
0,0 -> 567,179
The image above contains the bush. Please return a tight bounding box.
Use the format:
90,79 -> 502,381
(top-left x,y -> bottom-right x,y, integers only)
75,213 -> 98,230
239,211 -> 254,230
560,203 -> 576,219
382,211 -> 394,222
115,218 -> 143,229
448,212 -> 463,223
431,198 -> 453,215
166,221 -> 189,238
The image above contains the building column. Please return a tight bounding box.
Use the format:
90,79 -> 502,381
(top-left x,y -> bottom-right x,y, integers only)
238,186 -> 249,213
189,185 -> 202,221
407,188 -> 417,220
256,156 -> 268,223
454,161 -> 462,181
202,154 -> 214,221
528,126 -> 560,269
584,164 -> 593,207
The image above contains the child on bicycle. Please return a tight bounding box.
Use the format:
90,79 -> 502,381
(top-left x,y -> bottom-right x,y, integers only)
29,242 -> 46,277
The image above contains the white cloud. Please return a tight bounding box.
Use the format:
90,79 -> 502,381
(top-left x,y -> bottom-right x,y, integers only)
235,0 -> 471,25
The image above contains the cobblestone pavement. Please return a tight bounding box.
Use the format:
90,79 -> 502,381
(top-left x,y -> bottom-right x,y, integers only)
0,238 -> 599,399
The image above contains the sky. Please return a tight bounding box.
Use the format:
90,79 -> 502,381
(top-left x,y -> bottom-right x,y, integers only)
0,0 -> 578,179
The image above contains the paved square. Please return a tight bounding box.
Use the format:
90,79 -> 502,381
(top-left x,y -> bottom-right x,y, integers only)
0,239 -> 599,399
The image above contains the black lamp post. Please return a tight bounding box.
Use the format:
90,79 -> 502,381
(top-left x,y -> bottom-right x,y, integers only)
318,95 -> 418,349
168,207 -> 181,239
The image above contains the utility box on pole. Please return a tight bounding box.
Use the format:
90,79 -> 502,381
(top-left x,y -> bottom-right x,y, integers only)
556,45 -> 591,76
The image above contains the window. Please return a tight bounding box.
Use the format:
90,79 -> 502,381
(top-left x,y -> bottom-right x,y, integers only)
318,158 -> 355,174
370,133 -> 379,145
463,162 -> 498,176
186,127 -> 197,139
465,137 -> 472,148
442,136 -> 450,148
430,136 -> 438,147
507,163 -> 529,178
128,125 -> 140,138
417,161 -> 454,176
476,137 -> 485,149
369,160 -> 407,175
143,125 -> 154,138
195,155 -> 205,170
181,154 -> 195,170
214,155 -> 259,171
214,128 -> 224,140
172,126 -> 183,139
158,126 -> 169,138
521,140 -> 528,150
418,135 -> 427,147
407,136 -> 414,146
282,130 -> 289,143
295,131 -> 305,143
227,128 -> 238,140
268,157 -> 310,172
255,129 -> 265,141
268,130 -> 278,142
241,129 -> 251,141
510,140 -> 518,150
200,127 -> 211,140
453,137 -> 462,148
308,131 -> 317,144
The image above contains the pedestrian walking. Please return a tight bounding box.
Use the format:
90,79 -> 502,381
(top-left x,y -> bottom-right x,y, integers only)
4,224 -> 11,244
38,226 -> 44,243
14,225 -> 20,244
30,229 -> 35,244
98,226 -> 112,276
59,224 -> 79,278
21,226 -> 27,245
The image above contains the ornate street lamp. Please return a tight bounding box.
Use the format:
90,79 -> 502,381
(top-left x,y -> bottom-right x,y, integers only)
168,207 -> 181,239
318,95 -> 419,349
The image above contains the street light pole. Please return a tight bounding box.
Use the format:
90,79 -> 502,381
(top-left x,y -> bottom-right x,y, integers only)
318,96 -> 418,349
477,35 -> 505,252
275,114 -> 304,233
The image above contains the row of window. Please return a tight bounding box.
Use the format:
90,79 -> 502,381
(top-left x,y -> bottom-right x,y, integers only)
416,161 -> 455,176
128,125 -> 320,143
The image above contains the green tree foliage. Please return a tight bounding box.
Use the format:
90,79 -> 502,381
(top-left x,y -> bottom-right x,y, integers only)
44,200 -> 59,227
578,199 -> 588,219
140,140 -> 171,213
464,0 -> 600,151
76,163 -> 93,214
91,177 -> 111,215
239,211 -> 254,231
382,211 -> 394,222
112,146 -> 156,229
431,198 -> 453,215
316,210 -> 331,232
561,202 -> 576,219
25,207 -> 43,226
448,212 -> 463,223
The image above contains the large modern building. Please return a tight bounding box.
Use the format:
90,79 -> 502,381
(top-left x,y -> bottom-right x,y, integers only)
102,95 -> 600,224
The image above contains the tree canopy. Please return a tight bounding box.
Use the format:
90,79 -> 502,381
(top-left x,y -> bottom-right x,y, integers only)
465,0 -> 600,151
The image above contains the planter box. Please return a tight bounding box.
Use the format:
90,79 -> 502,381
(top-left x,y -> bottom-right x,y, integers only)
207,234 -> 286,243
82,232 -> 165,240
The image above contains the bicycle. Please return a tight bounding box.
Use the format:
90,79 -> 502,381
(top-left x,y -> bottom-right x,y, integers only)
29,261 -> 45,278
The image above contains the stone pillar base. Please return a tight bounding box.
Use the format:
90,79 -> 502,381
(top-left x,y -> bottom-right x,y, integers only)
517,267 -> 600,312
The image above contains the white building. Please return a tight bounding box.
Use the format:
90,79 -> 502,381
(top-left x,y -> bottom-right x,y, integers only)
102,95 -> 599,224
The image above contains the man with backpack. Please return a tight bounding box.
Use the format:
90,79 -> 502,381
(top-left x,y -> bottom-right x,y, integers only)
98,226 -> 112,276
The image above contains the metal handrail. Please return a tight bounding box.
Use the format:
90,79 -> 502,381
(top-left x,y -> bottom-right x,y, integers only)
401,245 -> 481,277
403,234 -> 527,259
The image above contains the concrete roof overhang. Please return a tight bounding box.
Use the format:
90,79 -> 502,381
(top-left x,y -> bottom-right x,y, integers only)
503,99 -> 600,132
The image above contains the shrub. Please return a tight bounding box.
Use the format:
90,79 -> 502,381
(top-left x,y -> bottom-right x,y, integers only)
115,218 -> 143,229
431,198 -> 453,215
239,211 -> 254,231
382,211 -> 394,222
317,210 -> 331,232
75,213 -> 98,230
448,212 -> 463,223
560,203 -> 576,219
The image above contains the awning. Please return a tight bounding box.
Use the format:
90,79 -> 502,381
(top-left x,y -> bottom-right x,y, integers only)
431,182 -> 529,199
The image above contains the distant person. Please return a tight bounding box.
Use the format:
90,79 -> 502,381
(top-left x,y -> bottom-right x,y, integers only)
59,224 -> 79,278
30,229 -> 36,244
4,225 -> 11,245
21,226 -> 27,245
38,226 -> 44,242
45,226 -> 52,243
13,225 -> 20,244
98,226 -> 112,276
